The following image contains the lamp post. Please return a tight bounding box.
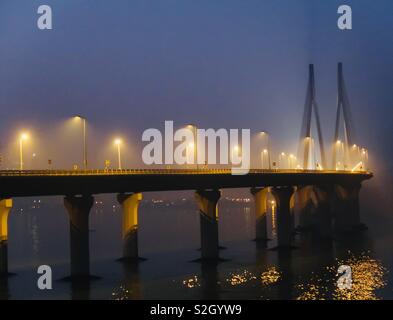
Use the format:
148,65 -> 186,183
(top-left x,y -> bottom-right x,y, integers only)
19,133 -> 29,170
187,124 -> 198,170
260,131 -> 271,169
74,115 -> 88,170
187,142 -> 195,168
232,145 -> 240,166
114,138 -> 122,169
279,152 -> 286,169
289,154 -> 296,169
361,148 -> 368,169
261,149 -> 268,169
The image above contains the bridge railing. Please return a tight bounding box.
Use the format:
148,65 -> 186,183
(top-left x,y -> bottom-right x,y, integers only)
0,168 -> 370,176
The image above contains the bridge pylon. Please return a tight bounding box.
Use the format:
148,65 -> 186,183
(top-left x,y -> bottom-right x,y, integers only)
332,63 -> 356,170
64,195 -> 94,279
298,64 -> 327,170
195,190 -> 221,261
250,187 -> 269,242
117,192 -> 144,262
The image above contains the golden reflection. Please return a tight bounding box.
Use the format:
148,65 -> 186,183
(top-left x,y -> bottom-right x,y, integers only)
332,254 -> 386,300
227,270 -> 257,286
296,253 -> 387,300
260,266 -> 281,285
271,200 -> 276,237
225,267 -> 281,287
111,284 -> 131,300
182,275 -> 201,289
297,284 -> 325,300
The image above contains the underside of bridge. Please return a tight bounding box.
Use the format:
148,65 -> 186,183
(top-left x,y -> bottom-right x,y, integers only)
0,173 -> 371,278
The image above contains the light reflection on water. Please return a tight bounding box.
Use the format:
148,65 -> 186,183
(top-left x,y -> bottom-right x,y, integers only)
261,266 -> 281,285
296,253 -> 387,300
2,192 -> 393,300
183,275 -> 201,289
227,269 -> 257,286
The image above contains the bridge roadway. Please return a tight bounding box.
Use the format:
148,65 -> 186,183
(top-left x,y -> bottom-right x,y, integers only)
0,169 -> 372,198
0,168 -> 373,278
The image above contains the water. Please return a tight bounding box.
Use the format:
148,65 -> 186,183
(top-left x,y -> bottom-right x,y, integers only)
2,186 -> 393,300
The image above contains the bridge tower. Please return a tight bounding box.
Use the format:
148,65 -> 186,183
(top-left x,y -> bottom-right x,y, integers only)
332,63 -> 356,170
298,64 -> 327,170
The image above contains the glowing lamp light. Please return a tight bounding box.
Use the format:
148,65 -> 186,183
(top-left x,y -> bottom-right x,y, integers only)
74,115 -> 85,121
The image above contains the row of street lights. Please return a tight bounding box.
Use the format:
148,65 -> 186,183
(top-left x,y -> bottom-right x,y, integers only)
16,119 -> 197,171
74,116 -> 123,170
16,116 -> 123,171
15,122 -> 366,171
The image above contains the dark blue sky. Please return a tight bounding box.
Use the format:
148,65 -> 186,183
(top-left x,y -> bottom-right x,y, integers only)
0,0 -> 392,171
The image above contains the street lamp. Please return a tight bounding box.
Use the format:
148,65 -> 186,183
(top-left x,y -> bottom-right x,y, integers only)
260,131 -> 271,169
232,145 -> 240,164
261,149 -> 268,169
289,154 -> 296,169
187,142 -> 195,167
114,138 -> 122,169
279,152 -> 286,169
74,115 -> 88,170
186,124 -> 198,170
19,132 -> 29,170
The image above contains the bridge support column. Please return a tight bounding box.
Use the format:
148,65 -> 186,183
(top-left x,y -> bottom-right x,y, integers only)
250,187 -> 269,241
312,186 -> 333,239
64,195 -> 94,278
195,190 -> 221,260
296,186 -> 315,232
0,199 -> 12,276
271,187 -> 295,249
117,193 -> 143,261
332,183 -> 363,234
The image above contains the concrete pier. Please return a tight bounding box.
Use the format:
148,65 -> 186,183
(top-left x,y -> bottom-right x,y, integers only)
271,187 -> 295,248
296,186 -> 315,231
312,186 -> 333,239
332,182 -> 363,234
195,190 -> 221,260
64,195 -> 94,278
250,187 -> 269,241
117,193 -> 143,261
0,199 -> 12,276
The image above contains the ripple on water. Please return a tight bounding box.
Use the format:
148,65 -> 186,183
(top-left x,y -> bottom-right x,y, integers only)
296,252 -> 387,300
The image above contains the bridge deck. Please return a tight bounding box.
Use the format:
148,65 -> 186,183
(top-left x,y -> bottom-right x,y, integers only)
0,169 -> 372,198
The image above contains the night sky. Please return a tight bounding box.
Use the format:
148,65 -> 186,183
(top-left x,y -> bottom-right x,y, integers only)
0,0 -> 392,175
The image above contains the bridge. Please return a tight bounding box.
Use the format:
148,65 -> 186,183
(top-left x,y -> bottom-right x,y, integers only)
0,63 -> 374,280
0,169 -> 371,196
0,169 -> 372,280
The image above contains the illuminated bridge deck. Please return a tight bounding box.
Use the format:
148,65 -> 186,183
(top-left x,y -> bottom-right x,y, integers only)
0,169 -> 373,198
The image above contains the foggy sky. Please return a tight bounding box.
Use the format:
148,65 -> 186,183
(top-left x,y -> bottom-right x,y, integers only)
0,0 -> 392,172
